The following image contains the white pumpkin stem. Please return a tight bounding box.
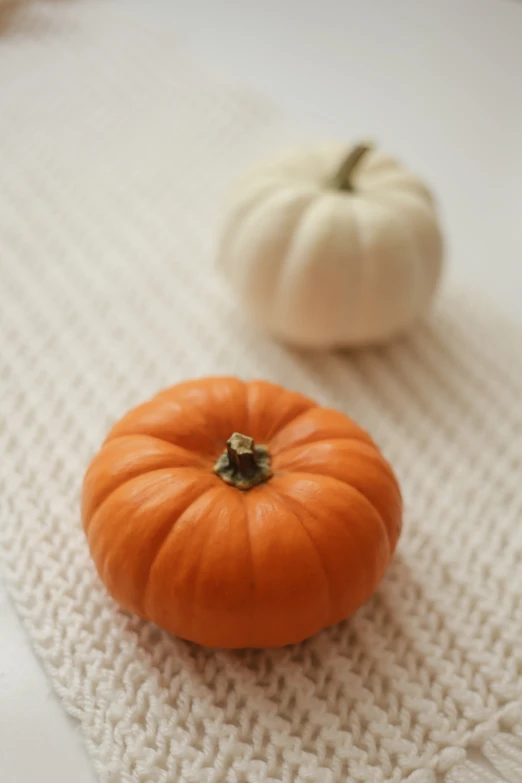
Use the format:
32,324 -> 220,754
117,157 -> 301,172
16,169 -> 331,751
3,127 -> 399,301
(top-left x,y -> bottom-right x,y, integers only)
214,432 -> 272,490
330,142 -> 373,192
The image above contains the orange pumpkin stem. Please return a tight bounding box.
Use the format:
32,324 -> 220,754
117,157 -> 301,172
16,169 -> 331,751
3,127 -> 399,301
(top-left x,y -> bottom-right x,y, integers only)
214,432 -> 272,491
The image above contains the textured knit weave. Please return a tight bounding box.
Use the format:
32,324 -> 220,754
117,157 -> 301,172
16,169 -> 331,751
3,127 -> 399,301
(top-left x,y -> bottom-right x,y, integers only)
1,3 -> 522,783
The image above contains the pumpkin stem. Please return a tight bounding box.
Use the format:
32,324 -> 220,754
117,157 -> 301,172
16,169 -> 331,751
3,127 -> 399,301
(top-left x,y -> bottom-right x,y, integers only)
330,142 -> 373,192
226,433 -> 257,477
214,432 -> 272,491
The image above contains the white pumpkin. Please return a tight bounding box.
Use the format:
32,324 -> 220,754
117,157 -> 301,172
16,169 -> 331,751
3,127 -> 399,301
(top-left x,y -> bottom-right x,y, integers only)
217,142 -> 444,348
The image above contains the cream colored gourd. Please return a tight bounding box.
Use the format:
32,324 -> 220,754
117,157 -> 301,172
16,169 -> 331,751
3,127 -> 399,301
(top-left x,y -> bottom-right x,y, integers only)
217,142 -> 444,348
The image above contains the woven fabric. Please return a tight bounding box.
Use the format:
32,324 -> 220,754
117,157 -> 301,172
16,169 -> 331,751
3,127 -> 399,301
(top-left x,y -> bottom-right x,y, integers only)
1,3 -> 521,782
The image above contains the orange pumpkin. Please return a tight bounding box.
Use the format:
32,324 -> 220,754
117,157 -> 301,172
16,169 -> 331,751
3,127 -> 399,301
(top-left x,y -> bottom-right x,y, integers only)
82,377 -> 402,648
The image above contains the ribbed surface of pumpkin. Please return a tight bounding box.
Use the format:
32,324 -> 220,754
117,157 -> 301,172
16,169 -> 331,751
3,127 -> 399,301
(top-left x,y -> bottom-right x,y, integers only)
82,377 -> 402,648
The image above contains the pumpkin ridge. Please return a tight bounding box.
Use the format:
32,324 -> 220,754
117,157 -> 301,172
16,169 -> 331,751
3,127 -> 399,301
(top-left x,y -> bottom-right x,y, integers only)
103,398 -> 223,457
264,407 -> 324,452
274,439 -> 401,502
103,426 -> 190,452
281,471 -> 393,557
152,375 -> 244,400
191,487 -> 246,642
100,433 -> 205,463
234,187 -> 319,317
210,377 -> 250,447
276,454 -> 401,552
240,490 -> 256,648
263,484 -> 333,625
142,484 -> 222,621
368,175 -> 434,205
222,178 -> 300,249
84,466 -> 212,534
159,376 -> 250,448
344,200 -> 368,338
245,381 -> 317,442
273,435 -> 374,458
269,407 -> 373,454
345,441 -> 402,492
269,196 -> 322,321
88,470 -> 218,596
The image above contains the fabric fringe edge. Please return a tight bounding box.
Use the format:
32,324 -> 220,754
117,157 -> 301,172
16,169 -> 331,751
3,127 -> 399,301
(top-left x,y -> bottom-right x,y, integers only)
406,718 -> 522,783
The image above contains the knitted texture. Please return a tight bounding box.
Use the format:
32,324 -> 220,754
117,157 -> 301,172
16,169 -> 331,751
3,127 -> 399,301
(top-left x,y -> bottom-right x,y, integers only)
1,3 -> 522,782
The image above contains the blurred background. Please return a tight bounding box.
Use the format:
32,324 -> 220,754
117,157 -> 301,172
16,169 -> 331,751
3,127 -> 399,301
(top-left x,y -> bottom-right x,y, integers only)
1,1 -> 521,781
163,0 -> 522,322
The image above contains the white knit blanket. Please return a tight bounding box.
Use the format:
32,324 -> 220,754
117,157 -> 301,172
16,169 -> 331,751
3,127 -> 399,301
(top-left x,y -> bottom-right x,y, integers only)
1,3 -> 521,782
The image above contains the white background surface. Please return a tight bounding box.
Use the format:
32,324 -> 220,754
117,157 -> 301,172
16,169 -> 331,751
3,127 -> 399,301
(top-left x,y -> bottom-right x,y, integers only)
1,1 -> 521,781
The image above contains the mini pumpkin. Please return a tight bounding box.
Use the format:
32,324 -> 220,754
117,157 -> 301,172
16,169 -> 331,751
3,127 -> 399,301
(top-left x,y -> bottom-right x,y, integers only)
217,141 -> 444,348
82,377 -> 402,648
